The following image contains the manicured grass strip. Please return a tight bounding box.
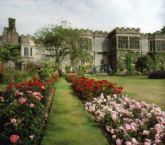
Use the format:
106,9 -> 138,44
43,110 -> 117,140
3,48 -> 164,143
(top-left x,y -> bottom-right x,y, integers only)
91,75 -> 165,110
41,78 -> 109,145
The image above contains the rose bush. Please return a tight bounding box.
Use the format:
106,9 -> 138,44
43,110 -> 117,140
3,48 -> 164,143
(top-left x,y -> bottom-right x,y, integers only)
85,93 -> 165,145
0,76 -> 56,145
72,77 -> 123,101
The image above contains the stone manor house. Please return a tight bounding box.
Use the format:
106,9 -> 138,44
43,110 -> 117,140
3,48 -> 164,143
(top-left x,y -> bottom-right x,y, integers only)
0,18 -> 165,72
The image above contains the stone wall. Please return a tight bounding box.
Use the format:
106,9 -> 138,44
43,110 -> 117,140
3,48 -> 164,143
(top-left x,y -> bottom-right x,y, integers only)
140,33 -> 149,54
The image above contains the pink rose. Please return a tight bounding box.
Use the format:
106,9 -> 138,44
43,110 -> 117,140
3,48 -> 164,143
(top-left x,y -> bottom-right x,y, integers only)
144,139 -> 151,145
125,141 -> 132,145
111,112 -> 117,120
125,124 -> 131,130
112,135 -> 116,139
111,129 -> 115,134
10,118 -> 17,124
0,96 -> 4,102
155,133 -> 161,143
143,130 -> 149,135
10,134 -> 20,144
18,97 -> 27,104
41,85 -> 45,89
116,139 -> 122,145
14,90 -> 23,96
132,138 -> 138,144
144,142 -> 151,145
154,124 -> 162,133
27,90 -> 32,93
29,103 -> 35,108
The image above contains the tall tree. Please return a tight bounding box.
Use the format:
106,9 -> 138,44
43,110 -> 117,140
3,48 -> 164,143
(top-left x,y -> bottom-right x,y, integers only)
34,25 -> 93,70
70,37 -> 93,66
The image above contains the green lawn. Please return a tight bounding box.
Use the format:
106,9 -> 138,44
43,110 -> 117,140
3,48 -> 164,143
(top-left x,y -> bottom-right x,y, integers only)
41,78 -> 109,145
90,75 -> 165,110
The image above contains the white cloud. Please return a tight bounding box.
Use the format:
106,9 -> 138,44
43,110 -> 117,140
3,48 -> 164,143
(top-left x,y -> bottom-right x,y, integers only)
0,0 -> 164,35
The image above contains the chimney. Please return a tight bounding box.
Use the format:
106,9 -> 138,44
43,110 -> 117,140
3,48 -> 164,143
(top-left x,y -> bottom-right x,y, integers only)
8,18 -> 15,29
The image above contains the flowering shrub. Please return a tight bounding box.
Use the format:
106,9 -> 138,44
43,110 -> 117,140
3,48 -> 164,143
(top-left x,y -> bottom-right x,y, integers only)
85,94 -> 165,144
38,61 -> 54,82
0,77 -> 56,145
72,77 -> 123,101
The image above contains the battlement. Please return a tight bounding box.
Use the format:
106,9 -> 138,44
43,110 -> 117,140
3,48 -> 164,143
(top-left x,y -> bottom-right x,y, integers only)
93,30 -> 108,37
76,29 -> 93,36
75,29 -> 108,37
148,32 -> 165,39
112,27 -> 140,34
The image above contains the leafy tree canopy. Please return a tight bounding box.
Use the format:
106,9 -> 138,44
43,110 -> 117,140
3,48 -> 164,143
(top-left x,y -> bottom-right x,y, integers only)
0,44 -> 21,63
34,24 -> 93,70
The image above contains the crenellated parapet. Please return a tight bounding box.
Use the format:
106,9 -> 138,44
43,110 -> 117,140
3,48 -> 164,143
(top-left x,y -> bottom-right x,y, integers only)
75,28 -> 109,38
76,29 -> 93,37
111,27 -> 140,34
148,31 -> 165,39
93,31 -> 108,37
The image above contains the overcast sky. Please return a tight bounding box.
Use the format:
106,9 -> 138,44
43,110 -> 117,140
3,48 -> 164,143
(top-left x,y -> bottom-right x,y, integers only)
0,0 -> 164,35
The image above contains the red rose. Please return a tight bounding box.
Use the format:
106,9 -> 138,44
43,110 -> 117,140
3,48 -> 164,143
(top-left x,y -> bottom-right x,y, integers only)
10,134 -> 20,144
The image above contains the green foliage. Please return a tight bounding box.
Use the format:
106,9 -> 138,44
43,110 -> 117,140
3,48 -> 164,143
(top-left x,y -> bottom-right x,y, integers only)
117,51 -> 141,75
34,25 -> 79,70
135,55 -> 154,73
77,65 -> 86,77
124,52 -> 135,75
34,25 -> 93,70
38,61 -> 54,81
70,38 -> 93,66
65,65 -> 72,73
117,60 -> 125,74
25,62 -> 40,75
0,82 -> 46,145
0,44 -> 21,63
0,69 -> 31,84
149,52 -> 165,71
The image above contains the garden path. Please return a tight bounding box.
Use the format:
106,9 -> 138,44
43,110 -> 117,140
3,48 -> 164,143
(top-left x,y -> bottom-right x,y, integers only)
41,78 -> 109,145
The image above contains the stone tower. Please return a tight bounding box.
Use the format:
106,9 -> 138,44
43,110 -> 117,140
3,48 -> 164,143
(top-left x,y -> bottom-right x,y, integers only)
2,18 -> 19,44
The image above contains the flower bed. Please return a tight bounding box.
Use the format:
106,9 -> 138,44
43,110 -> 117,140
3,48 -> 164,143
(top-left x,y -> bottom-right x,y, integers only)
85,94 -> 165,144
71,77 -> 165,144
0,77 -> 57,145
72,77 -> 123,101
